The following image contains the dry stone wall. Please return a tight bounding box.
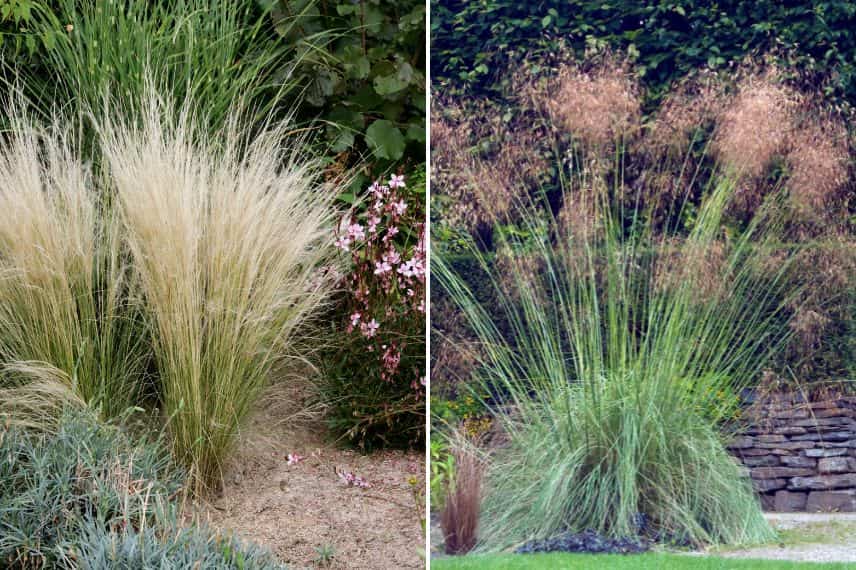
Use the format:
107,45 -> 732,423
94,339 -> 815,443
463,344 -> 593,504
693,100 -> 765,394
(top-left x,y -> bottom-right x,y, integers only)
728,394 -> 856,512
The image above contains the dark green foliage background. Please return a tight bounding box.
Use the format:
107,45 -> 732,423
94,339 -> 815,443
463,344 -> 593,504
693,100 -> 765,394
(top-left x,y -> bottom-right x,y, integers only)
0,0 -> 425,176
263,0 -> 425,182
432,0 -> 856,105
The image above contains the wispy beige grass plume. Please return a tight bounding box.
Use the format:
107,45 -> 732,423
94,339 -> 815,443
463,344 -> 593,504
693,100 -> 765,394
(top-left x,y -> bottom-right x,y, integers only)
713,71 -> 797,180
0,109 -> 147,423
99,90 -> 341,492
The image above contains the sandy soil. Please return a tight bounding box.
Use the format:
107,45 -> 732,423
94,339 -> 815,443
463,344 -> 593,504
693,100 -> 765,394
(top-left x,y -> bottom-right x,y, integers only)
197,392 -> 426,570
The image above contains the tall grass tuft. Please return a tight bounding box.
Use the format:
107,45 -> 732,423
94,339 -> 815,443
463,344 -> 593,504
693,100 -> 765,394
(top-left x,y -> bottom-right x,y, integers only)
436,154 -> 798,548
0,109 -> 147,423
19,0 -> 312,135
99,90 -> 341,493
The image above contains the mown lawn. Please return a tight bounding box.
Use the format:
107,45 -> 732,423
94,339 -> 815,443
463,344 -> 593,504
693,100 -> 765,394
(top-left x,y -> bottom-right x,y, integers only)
431,553 -> 856,569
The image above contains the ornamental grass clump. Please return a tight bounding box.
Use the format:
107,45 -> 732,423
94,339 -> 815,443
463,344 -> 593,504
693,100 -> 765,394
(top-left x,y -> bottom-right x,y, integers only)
435,62 -> 804,545
437,172 -> 795,549
99,92 -> 341,493
0,110 -> 147,423
20,0 -> 304,136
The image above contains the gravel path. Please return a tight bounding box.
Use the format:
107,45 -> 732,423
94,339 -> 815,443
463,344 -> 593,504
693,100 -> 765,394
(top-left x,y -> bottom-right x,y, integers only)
765,512 -> 856,524
703,513 -> 856,563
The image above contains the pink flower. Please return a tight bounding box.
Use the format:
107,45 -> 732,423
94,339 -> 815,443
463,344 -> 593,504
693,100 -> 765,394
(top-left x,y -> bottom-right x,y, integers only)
367,215 -> 381,234
383,249 -> 401,266
338,469 -> 371,488
361,318 -> 379,338
350,312 -> 361,327
374,260 -> 392,275
389,174 -> 406,189
392,200 -> 407,215
334,235 -> 351,251
347,223 -> 365,241
398,258 -> 423,278
287,453 -> 305,465
370,182 -> 389,198
382,344 -> 401,378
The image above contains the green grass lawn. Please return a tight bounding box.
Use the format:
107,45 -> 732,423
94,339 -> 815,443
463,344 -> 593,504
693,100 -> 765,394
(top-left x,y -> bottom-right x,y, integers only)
431,553 -> 856,570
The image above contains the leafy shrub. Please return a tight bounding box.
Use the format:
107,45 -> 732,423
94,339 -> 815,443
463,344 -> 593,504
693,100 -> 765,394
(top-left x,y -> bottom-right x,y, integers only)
432,0 -> 856,107
319,174 -> 425,449
100,88 -> 342,493
0,0 -> 47,60
0,409 -> 182,568
262,0 -> 426,176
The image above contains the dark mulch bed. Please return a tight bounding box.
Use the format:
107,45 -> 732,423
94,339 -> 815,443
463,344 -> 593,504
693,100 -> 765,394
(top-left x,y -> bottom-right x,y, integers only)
515,530 -> 649,555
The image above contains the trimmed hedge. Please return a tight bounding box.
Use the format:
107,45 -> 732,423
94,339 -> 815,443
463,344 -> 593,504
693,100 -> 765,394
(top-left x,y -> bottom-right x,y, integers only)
432,0 -> 856,105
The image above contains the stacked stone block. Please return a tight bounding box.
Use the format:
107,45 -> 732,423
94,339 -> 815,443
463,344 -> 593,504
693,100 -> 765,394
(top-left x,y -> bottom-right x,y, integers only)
728,395 -> 856,512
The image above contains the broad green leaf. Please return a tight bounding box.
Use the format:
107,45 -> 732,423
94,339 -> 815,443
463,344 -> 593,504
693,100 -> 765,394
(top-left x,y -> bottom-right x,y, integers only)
365,119 -> 405,161
374,73 -> 409,96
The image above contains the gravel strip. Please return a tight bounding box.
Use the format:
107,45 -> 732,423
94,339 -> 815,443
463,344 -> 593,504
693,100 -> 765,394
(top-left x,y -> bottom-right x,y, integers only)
703,513 -> 856,563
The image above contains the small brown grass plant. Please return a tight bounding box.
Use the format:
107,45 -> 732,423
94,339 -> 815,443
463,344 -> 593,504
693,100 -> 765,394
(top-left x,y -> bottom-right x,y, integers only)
441,436 -> 485,555
99,89 -> 342,493
0,108 -> 147,425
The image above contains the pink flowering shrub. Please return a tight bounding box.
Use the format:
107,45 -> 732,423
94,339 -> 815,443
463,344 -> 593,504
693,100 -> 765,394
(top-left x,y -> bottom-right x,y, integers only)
320,173 -> 426,449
